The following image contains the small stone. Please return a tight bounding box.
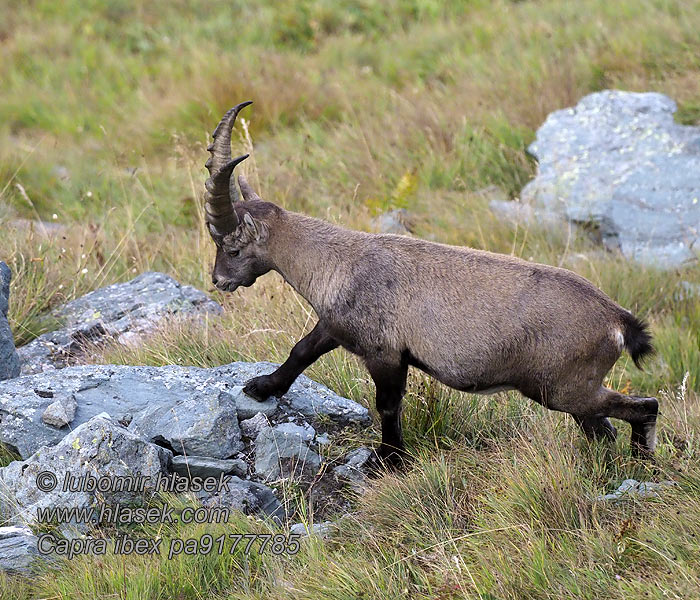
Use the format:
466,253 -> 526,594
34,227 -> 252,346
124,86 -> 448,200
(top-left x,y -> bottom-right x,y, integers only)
41,394 -> 77,428
240,412 -> 270,440
171,455 -> 247,479
202,476 -> 286,523
254,425 -> 321,481
289,521 -> 335,539
129,388 -> 243,459
371,209 -> 412,235
594,478 -> 677,502
333,447 -> 374,488
274,421 -> 315,442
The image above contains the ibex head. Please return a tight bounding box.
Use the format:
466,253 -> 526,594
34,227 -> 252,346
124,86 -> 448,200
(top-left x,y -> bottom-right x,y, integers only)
204,101 -> 275,292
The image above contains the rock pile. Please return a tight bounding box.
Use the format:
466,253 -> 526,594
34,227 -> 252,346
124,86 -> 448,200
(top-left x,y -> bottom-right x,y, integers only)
0,272 -> 374,574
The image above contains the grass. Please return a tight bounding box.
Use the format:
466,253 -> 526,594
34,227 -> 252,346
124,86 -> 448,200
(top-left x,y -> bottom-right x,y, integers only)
1,0 -> 699,597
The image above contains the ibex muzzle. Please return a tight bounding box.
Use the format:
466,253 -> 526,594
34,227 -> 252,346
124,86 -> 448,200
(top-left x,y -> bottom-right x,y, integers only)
204,103 -> 658,468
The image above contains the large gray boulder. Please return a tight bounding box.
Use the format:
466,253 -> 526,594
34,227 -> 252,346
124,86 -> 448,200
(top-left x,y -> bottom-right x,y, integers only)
522,90 -> 700,268
17,272 -> 222,375
0,262 -> 20,381
0,414 -> 172,528
0,362 -> 370,459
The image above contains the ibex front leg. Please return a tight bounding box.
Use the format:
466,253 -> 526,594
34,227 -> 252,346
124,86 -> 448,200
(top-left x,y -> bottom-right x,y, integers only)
243,320 -> 339,401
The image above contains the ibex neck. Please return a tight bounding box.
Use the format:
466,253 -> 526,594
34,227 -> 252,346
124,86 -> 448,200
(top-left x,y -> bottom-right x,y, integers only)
268,211 -> 354,316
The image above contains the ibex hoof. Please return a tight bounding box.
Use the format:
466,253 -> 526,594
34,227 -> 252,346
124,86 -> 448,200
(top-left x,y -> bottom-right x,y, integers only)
243,376 -> 285,402
366,447 -> 409,477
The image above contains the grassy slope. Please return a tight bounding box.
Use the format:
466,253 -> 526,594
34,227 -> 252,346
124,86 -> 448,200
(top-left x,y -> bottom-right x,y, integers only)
1,0 -> 699,598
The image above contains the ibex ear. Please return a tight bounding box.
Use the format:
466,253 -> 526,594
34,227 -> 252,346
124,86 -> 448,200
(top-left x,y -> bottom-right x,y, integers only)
242,212 -> 267,241
238,175 -> 263,203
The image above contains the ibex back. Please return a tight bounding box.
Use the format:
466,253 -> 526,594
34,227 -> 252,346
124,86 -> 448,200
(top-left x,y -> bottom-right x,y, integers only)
203,103 -> 658,467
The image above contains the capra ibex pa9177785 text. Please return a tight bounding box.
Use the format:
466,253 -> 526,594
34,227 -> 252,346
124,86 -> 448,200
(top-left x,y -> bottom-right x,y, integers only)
203,102 -> 658,467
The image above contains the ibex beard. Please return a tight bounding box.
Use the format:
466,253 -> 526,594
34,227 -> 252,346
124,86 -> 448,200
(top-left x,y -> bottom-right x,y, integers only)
203,102 -> 658,469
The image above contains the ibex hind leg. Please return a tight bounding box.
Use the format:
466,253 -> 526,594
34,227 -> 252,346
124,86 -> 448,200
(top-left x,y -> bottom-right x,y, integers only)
572,415 -> 618,441
597,388 -> 658,456
365,358 -> 409,472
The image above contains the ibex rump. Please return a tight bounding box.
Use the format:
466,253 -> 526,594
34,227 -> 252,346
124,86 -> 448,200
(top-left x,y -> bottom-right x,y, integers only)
204,103 -> 658,467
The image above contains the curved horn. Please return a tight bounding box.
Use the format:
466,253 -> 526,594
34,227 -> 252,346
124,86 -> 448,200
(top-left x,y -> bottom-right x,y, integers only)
204,101 -> 252,236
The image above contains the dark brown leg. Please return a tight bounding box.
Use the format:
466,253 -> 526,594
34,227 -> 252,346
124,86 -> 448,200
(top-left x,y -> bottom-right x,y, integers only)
572,415 -> 618,441
243,320 -> 339,401
365,358 -> 409,470
596,388 -> 658,456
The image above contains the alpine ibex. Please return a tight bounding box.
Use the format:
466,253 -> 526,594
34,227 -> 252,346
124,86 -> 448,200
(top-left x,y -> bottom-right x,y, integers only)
204,102 -> 658,467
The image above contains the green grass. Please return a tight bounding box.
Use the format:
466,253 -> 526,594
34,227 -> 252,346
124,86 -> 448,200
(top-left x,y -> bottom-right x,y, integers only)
1,0 -> 699,598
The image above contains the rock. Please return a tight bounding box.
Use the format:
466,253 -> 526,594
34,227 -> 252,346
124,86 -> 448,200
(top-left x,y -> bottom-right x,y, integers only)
333,447 -> 373,488
371,209 -> 412,235
171,455 -> 247,479
0,262 -> 20,381
274,421 -> 315,442
254,424 -> 321,481
230,386 -> 278,420
0,362 -> 369,459
594,478 -> 677,503
522,90 -> 700,268
489,199 -> 563,228
240,412 -> 271,440
202,476 -> 285,522
41,394 -> 77,428
8,219 -> 68,237
0,526 -> 41,574
51,165 -> 70,181
129,389 -> 242,459
220,362 -> 370,426
17,272 -> 222,375
675,281 -> 700,301
289,521 -> 335,539
0,414 -> 172,529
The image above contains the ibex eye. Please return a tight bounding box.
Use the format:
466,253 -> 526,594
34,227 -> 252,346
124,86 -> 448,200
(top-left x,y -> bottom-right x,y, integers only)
229,249 -> 240,257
